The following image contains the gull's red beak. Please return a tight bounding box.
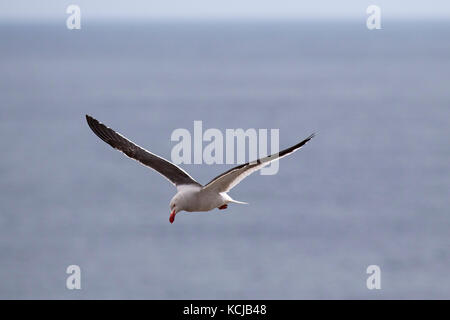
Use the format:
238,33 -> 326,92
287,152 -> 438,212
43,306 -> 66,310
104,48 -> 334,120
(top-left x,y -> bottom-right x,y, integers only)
169,209 -> 176,224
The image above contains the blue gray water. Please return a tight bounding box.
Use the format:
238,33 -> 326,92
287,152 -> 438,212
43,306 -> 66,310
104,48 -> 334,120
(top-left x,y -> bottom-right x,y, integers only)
0,21 -> 449,299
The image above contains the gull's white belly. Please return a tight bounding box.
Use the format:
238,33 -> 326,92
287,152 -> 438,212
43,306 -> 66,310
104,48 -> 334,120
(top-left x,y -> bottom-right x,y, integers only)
176,187 -> 227,212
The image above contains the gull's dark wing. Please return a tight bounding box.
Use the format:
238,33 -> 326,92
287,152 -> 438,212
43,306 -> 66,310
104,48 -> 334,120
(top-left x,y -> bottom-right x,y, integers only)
86,115 -> 201,188
202,134 -> 315,193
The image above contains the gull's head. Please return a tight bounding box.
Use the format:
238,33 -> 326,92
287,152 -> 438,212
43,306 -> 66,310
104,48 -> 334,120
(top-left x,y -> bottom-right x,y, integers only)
169,196 -> 182,224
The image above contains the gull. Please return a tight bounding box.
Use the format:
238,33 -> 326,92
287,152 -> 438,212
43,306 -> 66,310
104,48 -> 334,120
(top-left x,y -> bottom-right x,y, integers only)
86,115 -> 315,223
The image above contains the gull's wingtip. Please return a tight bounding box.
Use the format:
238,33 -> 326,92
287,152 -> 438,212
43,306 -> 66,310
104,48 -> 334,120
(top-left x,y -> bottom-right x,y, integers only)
85,114 -> 100,128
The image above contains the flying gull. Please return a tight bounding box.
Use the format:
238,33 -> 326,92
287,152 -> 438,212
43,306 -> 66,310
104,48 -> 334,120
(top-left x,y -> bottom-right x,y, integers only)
86,115 -> 315,223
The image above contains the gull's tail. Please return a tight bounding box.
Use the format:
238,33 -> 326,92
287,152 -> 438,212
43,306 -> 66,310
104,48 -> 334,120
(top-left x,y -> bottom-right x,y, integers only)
222,193 -> 248,205
230,199 -> 248,205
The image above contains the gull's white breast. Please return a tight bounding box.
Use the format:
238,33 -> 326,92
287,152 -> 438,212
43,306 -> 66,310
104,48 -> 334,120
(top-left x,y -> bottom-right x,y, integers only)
176,185 -> 226,212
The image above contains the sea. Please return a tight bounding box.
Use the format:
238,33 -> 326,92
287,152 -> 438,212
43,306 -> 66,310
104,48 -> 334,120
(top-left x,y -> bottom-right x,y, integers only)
0,20 -> 449,299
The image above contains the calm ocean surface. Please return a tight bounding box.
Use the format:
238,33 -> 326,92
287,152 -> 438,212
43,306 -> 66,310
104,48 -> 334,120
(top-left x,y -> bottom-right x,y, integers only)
0,21 -> 449,299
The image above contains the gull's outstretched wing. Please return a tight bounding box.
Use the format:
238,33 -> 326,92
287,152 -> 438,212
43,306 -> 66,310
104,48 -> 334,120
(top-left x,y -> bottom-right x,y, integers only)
86,115 -> 201,188
202,134 -> 315,193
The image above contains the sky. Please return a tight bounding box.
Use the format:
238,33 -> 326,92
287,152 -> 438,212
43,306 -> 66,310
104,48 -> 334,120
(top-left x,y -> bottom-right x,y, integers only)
0,0 -> 450,21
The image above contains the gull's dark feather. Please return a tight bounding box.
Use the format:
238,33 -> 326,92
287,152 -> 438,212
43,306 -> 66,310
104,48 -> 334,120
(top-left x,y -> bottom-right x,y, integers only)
86,115 -> 201,187
203,133 -> 315,192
